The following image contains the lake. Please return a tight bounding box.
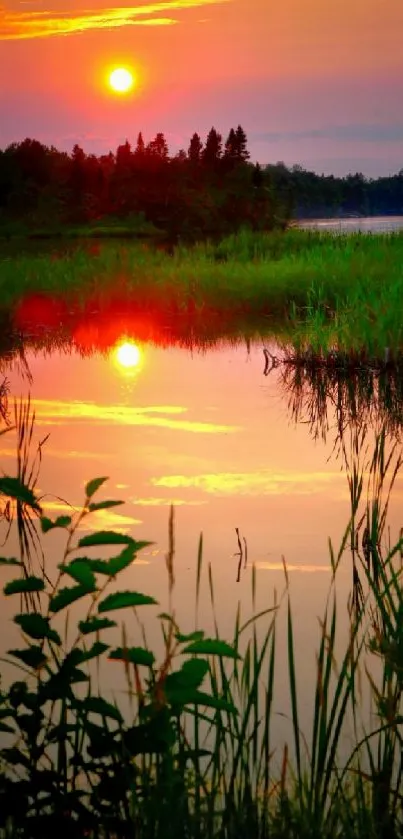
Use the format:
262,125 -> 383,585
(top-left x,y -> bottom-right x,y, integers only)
298,215 -> 403,234
1,330 -> 402,744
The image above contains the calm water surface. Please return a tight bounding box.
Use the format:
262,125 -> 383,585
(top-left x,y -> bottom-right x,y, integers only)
1,337 -> 402,740
298,215 -> 403,233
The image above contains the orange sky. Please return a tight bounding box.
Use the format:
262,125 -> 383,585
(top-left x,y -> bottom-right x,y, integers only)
0,0 -> 403,174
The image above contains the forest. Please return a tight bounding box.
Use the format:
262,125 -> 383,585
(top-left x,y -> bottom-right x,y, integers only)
0,127 -> 402,240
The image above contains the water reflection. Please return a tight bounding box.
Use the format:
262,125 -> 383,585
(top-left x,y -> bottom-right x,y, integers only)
263,348 -> 403,612
2,318 -> 403,755
264,347 -> 403,444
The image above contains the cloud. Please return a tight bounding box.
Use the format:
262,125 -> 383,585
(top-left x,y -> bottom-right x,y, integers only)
253,124 -> 403,145
0,0 -> 227,40
32,398 -> 240,435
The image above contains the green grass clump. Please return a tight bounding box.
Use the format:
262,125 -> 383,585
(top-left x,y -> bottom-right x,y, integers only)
1,229 -> 403,358
1,402 -> 403,837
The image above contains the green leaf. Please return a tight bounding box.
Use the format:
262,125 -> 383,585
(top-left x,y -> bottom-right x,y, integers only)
41,515 -> 72,533
85,477 -> 109,499
0,558 -> 23,567
80,697 -> 123,723
49,584 -> 94,613
164,661 -> 209,699
83,544 -> 151,578
106,544 -> 150,576
79,617 -> 117,635
40,668 -> 89,701
164,684 -> 237,714
0,476 -> 41,512
175,630 -> 205,643
66,642 -> 109,666
98,591 -> 157,613
78,531 -> 134,548
59,559 -> 96,589
179,659 -> 209,686
14,614 -> 61,645
182,639 -> 241,659
188,690 -> 238,714
4,577 -> 45,596
8,647 -> 47,670
88,500 -> 124,512
109,647 -> 155,667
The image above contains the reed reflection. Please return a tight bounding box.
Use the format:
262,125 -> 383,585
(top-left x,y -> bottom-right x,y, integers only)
263,348 -> 403,613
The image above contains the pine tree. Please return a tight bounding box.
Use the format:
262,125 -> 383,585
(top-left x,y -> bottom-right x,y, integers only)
135,132 -> 145,157
202,128 -> 222,165
252,162 -> 264,188
224,128 -> 237,162
116,140 -> 132,168
147,132 -> 169,159
234,125 -> 249,162
188,132 -> 203,163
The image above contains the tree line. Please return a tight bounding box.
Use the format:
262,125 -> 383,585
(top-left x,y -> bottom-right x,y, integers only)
0,128 -> 282,239
1,130 -> 402,240
267,163 -> 403,218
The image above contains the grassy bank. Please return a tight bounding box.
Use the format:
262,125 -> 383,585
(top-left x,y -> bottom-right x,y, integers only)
0,214 -> 160,242
0,402 -> 403,838
1,228 -> 403,357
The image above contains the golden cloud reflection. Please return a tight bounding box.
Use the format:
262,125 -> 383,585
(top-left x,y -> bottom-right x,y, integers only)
255,562 -> 331,573
131,496 -> 207,506
39,500 -> 142,533
153,470 -> 344,496
33,399 -> 240,435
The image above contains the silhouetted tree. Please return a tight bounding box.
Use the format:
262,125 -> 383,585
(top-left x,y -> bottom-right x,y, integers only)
146,133 -> 169,160
223,128 -> 238,167
134,132 -> 145,158
252,162 -> 264,188
234,125 -> 249,162
188,133 -> 203,164
202,128 -> 222,166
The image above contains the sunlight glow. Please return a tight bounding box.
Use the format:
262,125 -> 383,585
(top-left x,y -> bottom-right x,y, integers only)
109,68 -> 134,94
115,341 -> 141,367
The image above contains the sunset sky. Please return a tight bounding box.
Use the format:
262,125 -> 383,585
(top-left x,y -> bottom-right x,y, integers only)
1,0 -> 403,176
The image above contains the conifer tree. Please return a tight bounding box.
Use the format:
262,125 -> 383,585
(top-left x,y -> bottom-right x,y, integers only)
234,125 -> 249,161
202,127 -> 222,165
188,132 -> 203,163
224,128 -> 237,162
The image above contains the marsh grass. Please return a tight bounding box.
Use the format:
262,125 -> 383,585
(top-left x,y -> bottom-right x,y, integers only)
1,230 -> 403,357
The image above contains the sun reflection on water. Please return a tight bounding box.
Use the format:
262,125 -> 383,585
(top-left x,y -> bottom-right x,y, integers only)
113,340 -> 142,373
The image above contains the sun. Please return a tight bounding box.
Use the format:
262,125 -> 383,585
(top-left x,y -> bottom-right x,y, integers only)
115,341 -> 141,369
109,68 -> 134,94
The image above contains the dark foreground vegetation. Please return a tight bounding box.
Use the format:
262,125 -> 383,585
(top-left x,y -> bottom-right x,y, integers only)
1,229 -> 403,359
0,391 -> 403,838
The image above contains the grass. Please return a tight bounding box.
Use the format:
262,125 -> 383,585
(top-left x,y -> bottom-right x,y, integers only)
0,214 -> 160,242
1,400 -> 403,837
1,229 -> 403,358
